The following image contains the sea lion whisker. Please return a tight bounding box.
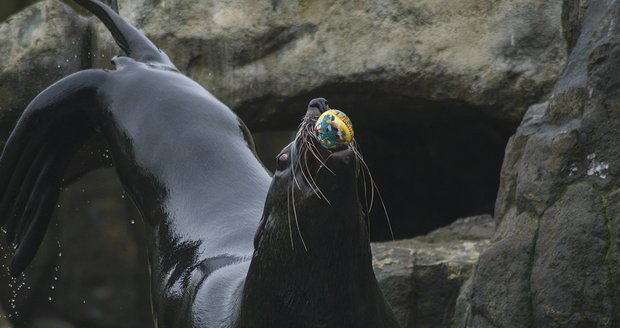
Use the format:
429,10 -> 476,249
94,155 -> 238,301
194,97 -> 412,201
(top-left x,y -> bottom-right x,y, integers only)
291,181 -> 309,252
351,146 -> 394,240
290,144 -> 305,192
354,147 -> 371,216
287,185 -> 295,250
300,147 -> 331,204
352,146 -> 372,239
295,144 -> 317,195
351,146 -> 375,211
357,152 -> 372,232
306,142 -> 336,177
296,129 -> 337,181
298,147 -> 323,199
374,183 -> 394,240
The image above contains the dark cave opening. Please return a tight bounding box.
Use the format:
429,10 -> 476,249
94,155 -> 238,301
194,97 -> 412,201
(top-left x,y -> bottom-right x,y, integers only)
249,86 -> 518,242
353,112 -> 515,241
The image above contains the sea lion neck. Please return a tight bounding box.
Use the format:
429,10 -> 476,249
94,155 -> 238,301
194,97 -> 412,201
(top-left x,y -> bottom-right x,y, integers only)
236,202 -> 386,327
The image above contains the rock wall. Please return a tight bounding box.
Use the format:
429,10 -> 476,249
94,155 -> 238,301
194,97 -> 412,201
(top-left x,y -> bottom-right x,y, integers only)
87,0 -> 566,126
455,0 -> 620,326
0,0 -> 576,327
0,0 -> 569,239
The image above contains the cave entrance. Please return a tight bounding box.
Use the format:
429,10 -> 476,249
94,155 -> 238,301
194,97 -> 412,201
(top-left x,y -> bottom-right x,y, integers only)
250,89 -> 518,242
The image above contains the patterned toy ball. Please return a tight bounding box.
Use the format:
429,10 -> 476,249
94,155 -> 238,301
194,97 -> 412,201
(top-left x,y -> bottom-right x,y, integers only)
314,109 -> 354,150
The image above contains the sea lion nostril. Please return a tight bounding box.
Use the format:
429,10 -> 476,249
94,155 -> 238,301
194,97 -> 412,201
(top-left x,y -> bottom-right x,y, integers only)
307,97 -> 329,113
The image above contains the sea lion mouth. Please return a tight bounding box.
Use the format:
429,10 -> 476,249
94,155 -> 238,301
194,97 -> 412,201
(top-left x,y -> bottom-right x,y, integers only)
293,107 -> 355,180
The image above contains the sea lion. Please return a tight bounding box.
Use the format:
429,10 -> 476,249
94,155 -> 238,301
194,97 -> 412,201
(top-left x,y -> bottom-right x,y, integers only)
0,1 -> 399,327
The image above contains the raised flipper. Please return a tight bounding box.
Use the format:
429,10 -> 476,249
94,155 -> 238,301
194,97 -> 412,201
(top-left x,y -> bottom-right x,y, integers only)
72,0 -> 175,67
0,69 -> 107,276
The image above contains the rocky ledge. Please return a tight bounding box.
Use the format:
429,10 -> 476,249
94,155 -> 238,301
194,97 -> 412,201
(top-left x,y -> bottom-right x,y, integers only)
373,215 -> 494,328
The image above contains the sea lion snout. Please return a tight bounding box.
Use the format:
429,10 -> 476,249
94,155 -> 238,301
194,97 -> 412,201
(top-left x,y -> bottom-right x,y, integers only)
307,97 -> 329,113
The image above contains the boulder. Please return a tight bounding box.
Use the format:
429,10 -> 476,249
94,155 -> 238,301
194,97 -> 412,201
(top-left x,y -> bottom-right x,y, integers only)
373,215 -> 494,327
455,1 -> 620,327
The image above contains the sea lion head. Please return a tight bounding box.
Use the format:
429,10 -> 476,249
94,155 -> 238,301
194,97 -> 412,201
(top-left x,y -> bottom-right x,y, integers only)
240,98 -> 398,328
253,97 -> 368,254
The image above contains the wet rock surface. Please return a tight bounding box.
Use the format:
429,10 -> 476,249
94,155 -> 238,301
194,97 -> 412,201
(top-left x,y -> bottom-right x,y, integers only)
455,1 -> 620,327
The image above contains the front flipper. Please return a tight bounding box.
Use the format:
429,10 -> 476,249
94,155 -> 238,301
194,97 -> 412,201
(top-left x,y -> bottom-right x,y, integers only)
0,69 -> 107,276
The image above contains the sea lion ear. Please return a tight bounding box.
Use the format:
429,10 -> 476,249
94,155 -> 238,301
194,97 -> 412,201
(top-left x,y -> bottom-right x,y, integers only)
275,152 -> 290,171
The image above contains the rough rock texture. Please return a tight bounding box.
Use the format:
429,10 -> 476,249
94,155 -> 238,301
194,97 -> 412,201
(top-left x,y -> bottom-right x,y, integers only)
0,0 -> 573,326
88,0 -> 567,126
0,0 -> 569,239
455,1 -> 620,327
0,0 -> 90,142
373,215 -> 494,328
0,0 -> 568,127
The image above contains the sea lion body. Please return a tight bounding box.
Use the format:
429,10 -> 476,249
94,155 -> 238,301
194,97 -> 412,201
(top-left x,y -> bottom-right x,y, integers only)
0,1 -> 399,327
93,58 -> 270,326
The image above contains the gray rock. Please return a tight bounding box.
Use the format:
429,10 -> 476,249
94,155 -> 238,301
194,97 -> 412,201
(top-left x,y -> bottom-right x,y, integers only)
373,215 -> 494,328
0,0 -> 569,239
0,0 -> 577,326
0,0 -> 90,141
1,0 -> 568,127
87,0 -> 567,127
456,1 -> 620,327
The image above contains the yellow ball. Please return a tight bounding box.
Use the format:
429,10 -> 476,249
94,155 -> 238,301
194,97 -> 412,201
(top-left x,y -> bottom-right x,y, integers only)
314,109 -> 354,150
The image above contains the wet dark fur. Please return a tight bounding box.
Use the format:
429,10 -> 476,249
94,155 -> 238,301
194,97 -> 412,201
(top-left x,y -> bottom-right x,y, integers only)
0,1 -> 399,327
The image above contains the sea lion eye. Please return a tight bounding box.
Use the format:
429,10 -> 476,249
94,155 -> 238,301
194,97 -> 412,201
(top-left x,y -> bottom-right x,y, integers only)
276,152 -> 290,171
